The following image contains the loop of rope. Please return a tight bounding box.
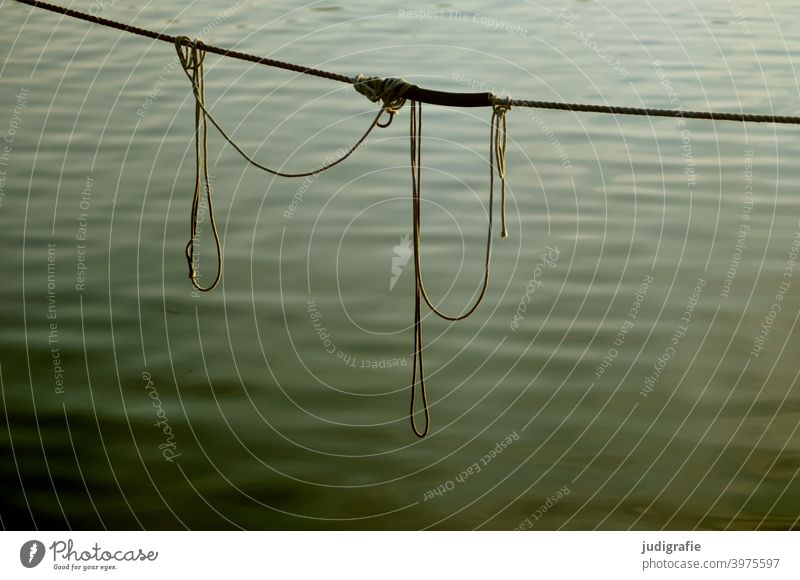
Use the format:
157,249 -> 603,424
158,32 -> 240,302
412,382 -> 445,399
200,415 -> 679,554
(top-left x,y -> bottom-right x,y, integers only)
413,103 -> 509,323
409,100 -> 429,437
175,45 -> 388,179
490,95 -> 512,239
175,36 -> 221,292
408,99 -> 511,437
173,38 -> 394,291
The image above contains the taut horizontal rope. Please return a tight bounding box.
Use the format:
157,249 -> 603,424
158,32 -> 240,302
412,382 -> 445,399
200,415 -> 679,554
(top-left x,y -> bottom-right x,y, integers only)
509,98 -> 800,124
15,0 -> 352,83
16,0 -> 800,123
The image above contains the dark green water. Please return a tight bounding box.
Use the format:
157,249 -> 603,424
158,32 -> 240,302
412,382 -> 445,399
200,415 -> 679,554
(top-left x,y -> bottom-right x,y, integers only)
1,0 -> 798,529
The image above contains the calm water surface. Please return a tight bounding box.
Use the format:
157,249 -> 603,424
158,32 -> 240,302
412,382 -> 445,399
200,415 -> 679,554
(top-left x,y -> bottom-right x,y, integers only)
1,0 -> 798,529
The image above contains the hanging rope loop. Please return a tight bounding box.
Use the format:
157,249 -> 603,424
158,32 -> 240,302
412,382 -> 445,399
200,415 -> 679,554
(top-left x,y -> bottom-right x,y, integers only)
409,100 -> 429,437
175,49 -> 387,180
490,94 -> 511,239
172,40 -> 396,291
175,35 -> 223,292
406,98 -> 514,436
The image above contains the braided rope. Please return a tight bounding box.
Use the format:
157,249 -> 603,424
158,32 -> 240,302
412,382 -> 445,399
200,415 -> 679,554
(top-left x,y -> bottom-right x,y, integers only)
15,0 -> 352,84
17,0 -> 800,123
508,98 -> 800,124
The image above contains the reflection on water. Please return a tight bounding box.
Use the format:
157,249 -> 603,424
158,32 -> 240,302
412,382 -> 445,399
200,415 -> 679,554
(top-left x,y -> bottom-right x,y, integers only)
0,0 -> 798,529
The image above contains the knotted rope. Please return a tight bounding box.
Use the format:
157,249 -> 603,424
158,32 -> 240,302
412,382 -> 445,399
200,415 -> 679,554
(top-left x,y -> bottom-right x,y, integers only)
353,74 -> 417,127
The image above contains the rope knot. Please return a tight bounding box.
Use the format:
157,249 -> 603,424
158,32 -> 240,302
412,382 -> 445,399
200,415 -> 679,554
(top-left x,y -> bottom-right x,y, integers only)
353,74 -> 416,124
175,36 -> 206,71
490,94 -> 513,114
